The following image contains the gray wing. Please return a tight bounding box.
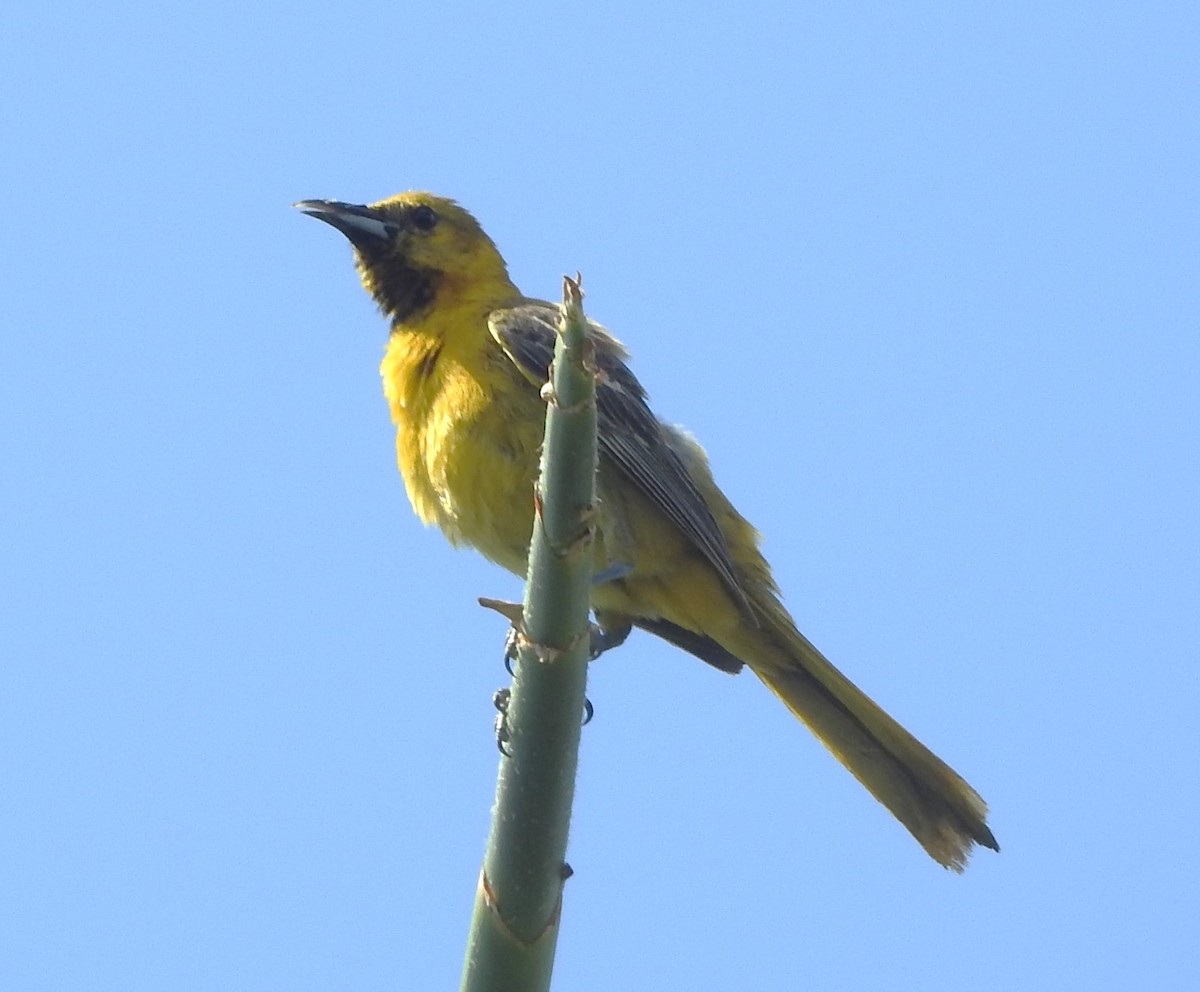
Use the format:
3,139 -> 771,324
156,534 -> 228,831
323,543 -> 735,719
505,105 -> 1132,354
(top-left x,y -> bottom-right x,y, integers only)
489,302 -> 754,618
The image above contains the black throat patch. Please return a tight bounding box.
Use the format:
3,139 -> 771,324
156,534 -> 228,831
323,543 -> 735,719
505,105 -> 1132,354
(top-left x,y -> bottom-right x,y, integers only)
361,254 -> 441,326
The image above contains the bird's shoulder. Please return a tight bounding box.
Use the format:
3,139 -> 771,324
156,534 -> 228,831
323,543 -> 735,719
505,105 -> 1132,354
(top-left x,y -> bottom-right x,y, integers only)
487,299 -> 635,389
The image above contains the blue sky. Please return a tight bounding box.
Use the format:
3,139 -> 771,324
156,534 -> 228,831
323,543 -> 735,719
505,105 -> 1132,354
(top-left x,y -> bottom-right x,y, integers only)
3,2 -> 1197,989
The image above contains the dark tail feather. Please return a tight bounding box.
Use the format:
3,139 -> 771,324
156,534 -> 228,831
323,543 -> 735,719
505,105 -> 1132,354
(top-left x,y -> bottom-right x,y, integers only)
752,625 -> 997,870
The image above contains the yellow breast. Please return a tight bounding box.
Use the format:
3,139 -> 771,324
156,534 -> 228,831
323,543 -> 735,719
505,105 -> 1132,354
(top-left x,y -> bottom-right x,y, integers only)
380,319 -> 545,576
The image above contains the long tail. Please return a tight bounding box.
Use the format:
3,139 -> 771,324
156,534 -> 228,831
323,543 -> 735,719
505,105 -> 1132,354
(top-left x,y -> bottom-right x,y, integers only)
747,618 -> 997,870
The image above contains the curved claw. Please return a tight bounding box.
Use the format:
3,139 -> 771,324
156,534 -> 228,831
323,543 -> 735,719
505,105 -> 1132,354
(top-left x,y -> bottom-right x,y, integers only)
493,687 -> 513,756
503,627 -> 520,675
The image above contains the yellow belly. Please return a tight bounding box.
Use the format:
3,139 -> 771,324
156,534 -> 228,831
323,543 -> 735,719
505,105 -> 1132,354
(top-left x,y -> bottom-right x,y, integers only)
381,326 -> 546,576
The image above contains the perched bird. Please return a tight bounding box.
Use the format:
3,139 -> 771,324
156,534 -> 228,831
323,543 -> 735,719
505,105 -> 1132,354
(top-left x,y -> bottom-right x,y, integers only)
297,192 -> 998,870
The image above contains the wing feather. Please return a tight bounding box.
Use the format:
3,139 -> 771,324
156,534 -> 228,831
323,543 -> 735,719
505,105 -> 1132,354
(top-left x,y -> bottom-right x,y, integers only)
489,302 -> 753,617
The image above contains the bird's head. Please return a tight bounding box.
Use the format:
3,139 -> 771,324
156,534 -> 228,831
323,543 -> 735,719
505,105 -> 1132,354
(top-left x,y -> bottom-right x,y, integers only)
295,192 -> 515,326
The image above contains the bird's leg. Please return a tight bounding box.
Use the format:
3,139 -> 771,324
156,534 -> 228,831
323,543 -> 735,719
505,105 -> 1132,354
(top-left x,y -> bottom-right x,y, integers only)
591,562 -> 634,585
589,561 -> 635,660
481,596 -> 598,733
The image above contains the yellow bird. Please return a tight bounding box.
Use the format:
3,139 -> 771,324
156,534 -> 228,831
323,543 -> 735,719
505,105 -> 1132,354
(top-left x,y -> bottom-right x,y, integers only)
297,192 -> 998,870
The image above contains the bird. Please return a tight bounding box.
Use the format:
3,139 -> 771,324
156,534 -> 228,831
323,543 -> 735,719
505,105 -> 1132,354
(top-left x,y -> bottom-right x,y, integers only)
296,191 -> 998,870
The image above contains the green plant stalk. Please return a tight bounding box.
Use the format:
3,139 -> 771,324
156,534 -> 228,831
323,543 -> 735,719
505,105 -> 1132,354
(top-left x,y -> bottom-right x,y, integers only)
460,277 -> 597,992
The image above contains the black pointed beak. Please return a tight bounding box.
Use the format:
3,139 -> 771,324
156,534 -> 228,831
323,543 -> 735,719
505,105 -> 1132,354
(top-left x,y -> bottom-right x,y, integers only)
294,199 -> 397,249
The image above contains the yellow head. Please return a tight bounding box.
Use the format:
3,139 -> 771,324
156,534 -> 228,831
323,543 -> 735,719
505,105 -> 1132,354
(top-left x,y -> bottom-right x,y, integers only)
295,192 -> 516,325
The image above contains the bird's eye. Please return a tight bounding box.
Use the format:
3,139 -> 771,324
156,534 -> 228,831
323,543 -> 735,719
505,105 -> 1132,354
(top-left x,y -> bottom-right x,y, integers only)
411,205 -> 439,231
